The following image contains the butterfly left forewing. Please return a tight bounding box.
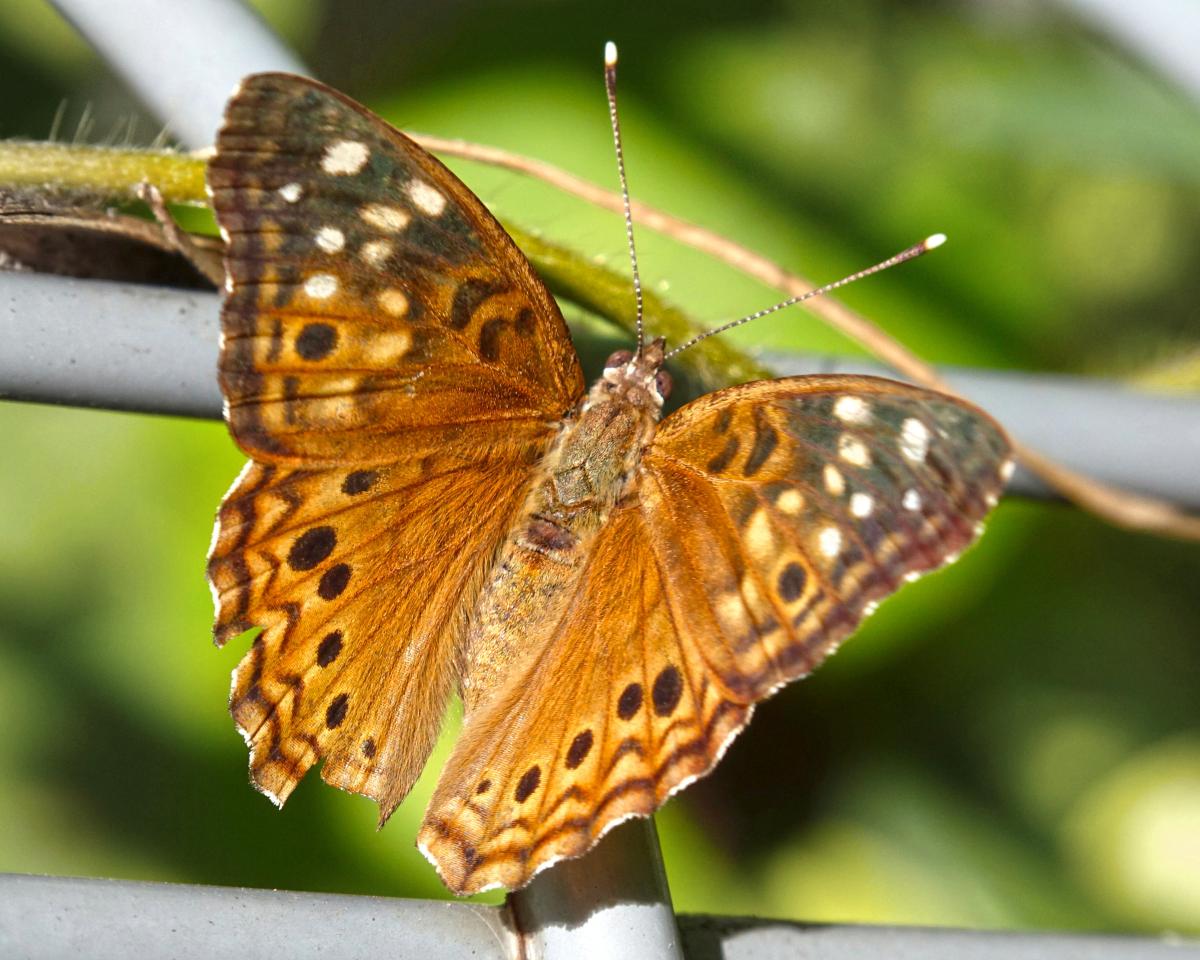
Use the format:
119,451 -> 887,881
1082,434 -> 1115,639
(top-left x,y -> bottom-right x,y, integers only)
208,73 -> 583,466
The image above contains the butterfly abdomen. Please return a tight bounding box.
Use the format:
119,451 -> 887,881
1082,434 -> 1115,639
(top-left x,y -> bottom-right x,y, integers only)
461,374 -> 662,709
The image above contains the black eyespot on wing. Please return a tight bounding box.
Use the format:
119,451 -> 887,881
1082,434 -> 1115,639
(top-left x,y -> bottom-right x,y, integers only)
651,666 -> 683,717
342,470 -> 378,495
318,563 -> 351,600
778,562 -> 806,603
514,765 -> 541,802
565,730 -> 594,769
325,693 -> 349,729
295,322 -> 336,360
617,683 -> 643,720
288,526 -> 336,571
317,630 -> 343,667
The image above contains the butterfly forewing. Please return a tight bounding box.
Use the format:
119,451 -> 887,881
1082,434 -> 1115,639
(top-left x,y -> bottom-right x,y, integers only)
208,73 -> 583,465
642,375 -> 1011,697
206,73 -> 584,819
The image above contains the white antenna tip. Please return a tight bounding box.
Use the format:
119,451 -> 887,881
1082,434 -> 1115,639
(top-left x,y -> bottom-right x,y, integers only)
605,41 -> 618,67
923,232 -> 947,250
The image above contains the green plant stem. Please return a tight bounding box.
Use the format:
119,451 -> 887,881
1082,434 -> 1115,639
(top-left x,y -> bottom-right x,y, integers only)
0,142 -> 208,206
0,140 -> 771,389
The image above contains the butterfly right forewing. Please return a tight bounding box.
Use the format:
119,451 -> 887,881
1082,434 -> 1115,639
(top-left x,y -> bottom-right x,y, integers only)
641,375 -> 1012,699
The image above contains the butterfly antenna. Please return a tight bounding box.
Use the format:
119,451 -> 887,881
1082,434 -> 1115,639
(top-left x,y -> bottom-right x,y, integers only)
604,41 -> 646,354
663,233 -> 947,360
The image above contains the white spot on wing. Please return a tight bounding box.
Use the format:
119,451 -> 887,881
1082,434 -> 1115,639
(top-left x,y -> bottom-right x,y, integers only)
824,464 -> 845,497
833,395 -> 870,424
818,526 -> 842,558
838,434 -> 871,467
903,488 -> 922,511
366,329 -> 412,362
899,417 -> 931,462
1001,459 -> 1016,482
361,239 -> 393,265
278,182 -> 302,203
304,273 -> 338,299
361,203 -> 411,232
850,492 -> 874,518
377,288 -> 409,316
314,226 -> 345,253
746,508 -> 774,557
407,178 -> 447,216
322,139 -> 369,176
775,489 -> 804,516
716,591 -> 746,627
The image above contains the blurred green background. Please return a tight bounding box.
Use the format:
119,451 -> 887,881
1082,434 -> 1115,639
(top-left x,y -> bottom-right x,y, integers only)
1,0 -> 1198,936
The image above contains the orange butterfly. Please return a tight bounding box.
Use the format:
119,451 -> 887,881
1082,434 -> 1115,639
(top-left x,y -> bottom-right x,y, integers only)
206,67 -> 1011,895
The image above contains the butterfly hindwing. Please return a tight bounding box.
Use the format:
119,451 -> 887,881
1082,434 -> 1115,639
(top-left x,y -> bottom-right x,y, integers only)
418,505 -> 750,894
208,73 -> 584,466
208,449 -> 543,818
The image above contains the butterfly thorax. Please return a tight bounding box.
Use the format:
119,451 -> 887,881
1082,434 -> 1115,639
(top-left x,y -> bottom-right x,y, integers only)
460,340 -> 668,709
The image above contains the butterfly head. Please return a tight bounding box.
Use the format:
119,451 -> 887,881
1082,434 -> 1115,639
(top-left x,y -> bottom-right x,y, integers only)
598,337 -> 671,411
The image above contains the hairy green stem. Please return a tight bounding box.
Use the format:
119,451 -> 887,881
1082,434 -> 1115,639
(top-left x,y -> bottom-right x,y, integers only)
0,140 -> 770,389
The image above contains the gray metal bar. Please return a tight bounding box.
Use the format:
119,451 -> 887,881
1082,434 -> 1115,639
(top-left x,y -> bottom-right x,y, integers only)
677,915 -> 1200,959
0,872 -> 514,960
4,272 -> 1200,507
48,0 -> 306,149
4,873 -> 1195,959
0,272 -> 220,418
509,819 -> 684,960
1055,0 -> 1200,105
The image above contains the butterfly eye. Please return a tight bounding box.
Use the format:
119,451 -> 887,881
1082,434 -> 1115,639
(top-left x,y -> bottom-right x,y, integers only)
655,368 -> 673,400
604,349 -> 634,370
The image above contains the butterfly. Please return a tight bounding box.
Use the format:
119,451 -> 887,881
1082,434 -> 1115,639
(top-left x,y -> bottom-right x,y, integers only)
205,70 -> 1012,896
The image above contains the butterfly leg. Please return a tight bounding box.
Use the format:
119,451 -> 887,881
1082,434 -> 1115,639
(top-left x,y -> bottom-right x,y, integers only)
136,180 -> 225,286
